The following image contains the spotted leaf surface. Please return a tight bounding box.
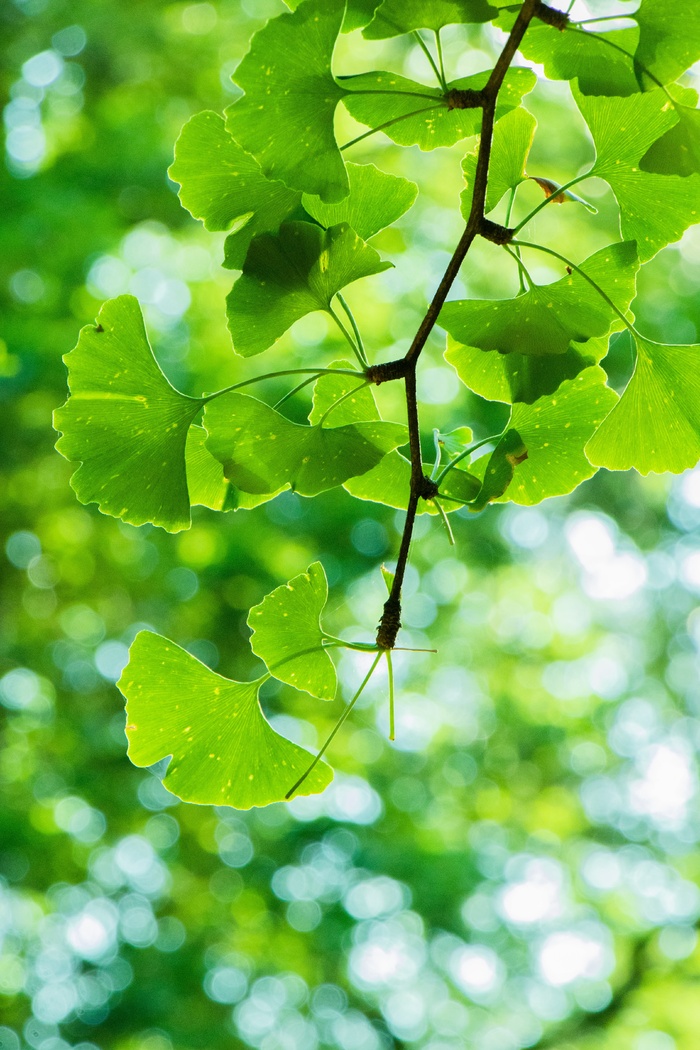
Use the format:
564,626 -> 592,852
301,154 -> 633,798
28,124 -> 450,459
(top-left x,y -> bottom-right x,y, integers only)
363,0 -> 497,39
53,296 -> 204,533
302,163 -> 417,241
118,631 -> 331,809
248,562 -> 336,700
461,106 -> 535,218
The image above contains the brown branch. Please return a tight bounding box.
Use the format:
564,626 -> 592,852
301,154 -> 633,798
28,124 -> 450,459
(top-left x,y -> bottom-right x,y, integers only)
375,0 -> 539,650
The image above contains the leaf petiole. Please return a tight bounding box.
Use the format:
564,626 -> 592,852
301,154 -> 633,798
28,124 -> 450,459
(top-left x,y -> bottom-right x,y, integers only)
328,303 -> 369,368
512,172 -> 591,234
435,433 -> 505,485
317,380 -> 372,427
340,104 -> 446,151
434,498 -> 455,545
337,292 -> 368,365
285,652 -> 384,799
387,650 -> 395,741
202,367 -> 363,405
411,30 -> 446,91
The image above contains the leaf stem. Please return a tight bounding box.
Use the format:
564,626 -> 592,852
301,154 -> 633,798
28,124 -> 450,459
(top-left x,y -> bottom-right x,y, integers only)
387,650 -> 395,741
412,30 -> 446,91
273,375 -> 319,410
435,29 -> 447,91
322,632 -> 379,652
328,304 -> 369,367
202,367 -> 362,405
340,104 -> 445,151
342,87 -> 444,102
435,433 -> 504,485
510,239 -> 639,337
512,173 -> 590,234
503,242 -> 534,290
565,25 -> 674,100
434,499 -> 455,545
316,380 -> 372,426
336,292 -> 368,366
430,428 -> 442,480
285,652 -> 384,799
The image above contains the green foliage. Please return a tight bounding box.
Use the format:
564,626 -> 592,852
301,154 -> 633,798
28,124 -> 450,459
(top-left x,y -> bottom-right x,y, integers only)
119,631 -> 332,807
52,0 -> 700,813
54,295 -> 204,533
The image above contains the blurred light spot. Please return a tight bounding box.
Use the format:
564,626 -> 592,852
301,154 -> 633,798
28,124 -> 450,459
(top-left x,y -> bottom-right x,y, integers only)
204,965 -> 247,1004
9,270 -> 45,303
6,125 -> 46,165
500,859 -> 564,925
331,1010 -> 381,1050
155,916 -> 186,953
658,925 -> 698,960
54,797 -> 106,843
351,519 -> 388,557
66,901 -> 118,960
94,641 -> 129,682
119,895 -> 158,947
32,981 -> 77,1023
0,1029 -> 20,1050
52,25 -> 87,56
286,900 -> 322,932
630,743 -> 696,826
539,931 -> 608,986
115,835 -> 169,896
87,256 -> 131,298
5,530 -> 41,568
680,550 -> 700,591
503,507 -> 549,549
344,877 -> 408,920
581,850 -> 622,892
166,567 -> 198,600
449,945 -> 503,999
22,50 -> 64,87
421,366 -> 460,404
635,1034 -> 677,1050
566,513 -> 646,600
217,830 -> 253,869
681,467 -> 700,507
182,3 -> 217,33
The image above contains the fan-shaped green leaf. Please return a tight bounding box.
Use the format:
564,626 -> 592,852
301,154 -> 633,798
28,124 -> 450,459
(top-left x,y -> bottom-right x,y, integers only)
226,221 -> 392,357
284,0 -> 381,33
586,337 -> 700,475
340,67 -> 535,150
641,105 -> 700,179
507,21 -> 640,96
345,450 -> 479,513
461,106 -> 535,218
302,163 -> 418,240
248,562 -> 336,699
445,243 -> 639,403
468,429 -> 528,511
53,296 -> 204,533
576,88 -> 700,262
635,0 -> 700,87
226,0 -> 348,202
186,426 -> 284,512
309,361 -> 379,425
500,367 -> 617,504
363,0 -> 497,40
118,631 -> 331,808
440,242 -> 639,357
168,111 -> 301,271
204,392 -> 407,497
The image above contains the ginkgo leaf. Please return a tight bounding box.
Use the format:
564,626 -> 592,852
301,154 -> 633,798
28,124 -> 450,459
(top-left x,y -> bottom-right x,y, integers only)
308,361 -> 378,425
507,20 -> 640,96
635,0 -> 700,87
461,106 -> 535,217
284,0 -> 381,33
340,67 -> 535,150
186,426 -> 284,512
226,0 -> 348,202
53,296 -> 204,533
302,163 -> 418,240
226,221 -> 392,357
440,242 -> 639,357
445,243 -> 639,403
641,105 -> 700,178
344,450 -> 480,513
204,392 -> 408,497
248,562 -> 336,699
497,367 -> 617,504
363,0 -> 497,40
469,429 -> 528,511
168,111 -> 301,271
118,631 -> 331,808
586,337 -> 700,475
576,88 -> 700,262
439,426 -> 474,457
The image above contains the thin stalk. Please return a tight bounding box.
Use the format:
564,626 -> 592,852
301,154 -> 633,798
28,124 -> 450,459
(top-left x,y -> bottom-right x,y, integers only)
317,380 -> 371,426
430,428 -> 442,480
328,304 -> 368,367
202,367 -> 362,405
512,172 -> 590,234
273,374 -> 318,410
434,499 -> 455,546
510,239 -> 639,337
343,88 -> 443,102
387,650 -> 395,742
340,104 -> 445,151
435,433 -> 504,485
285,652 -> 383,799
573,14 -> 635,24
435,29 -> 447,90
336,292 -> 368,366
503,242 -> 533,291
322,634 -> 379,652
412,30 -> 446,90
504,187 -> 527,293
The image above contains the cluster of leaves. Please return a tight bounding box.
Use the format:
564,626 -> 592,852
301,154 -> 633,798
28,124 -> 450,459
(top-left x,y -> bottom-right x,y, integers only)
53,0 -> 700,807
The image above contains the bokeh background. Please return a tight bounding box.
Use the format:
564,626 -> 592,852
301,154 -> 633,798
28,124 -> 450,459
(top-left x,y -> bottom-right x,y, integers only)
4,1 -> 700,1048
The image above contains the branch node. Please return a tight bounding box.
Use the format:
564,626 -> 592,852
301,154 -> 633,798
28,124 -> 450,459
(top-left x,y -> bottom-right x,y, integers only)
365,359 -> 410,385
419,475 -> 439,500
480,218 -> 514,245
376,596 -> 402,650
535,2 -> 569,30
444,88 -> 485,111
